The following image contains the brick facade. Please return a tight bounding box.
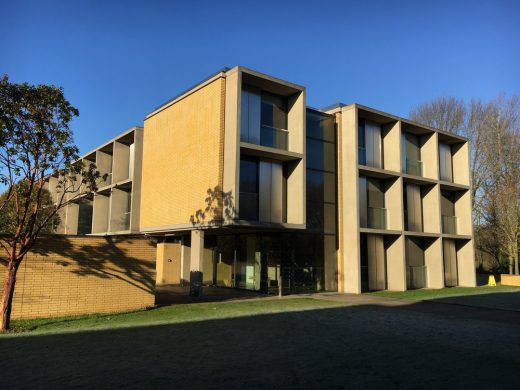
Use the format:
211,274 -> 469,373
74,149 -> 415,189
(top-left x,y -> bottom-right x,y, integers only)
0,235 -> 156,319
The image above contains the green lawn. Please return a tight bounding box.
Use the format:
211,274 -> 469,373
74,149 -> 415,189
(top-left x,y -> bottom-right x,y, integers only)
5,297 -> 348,336
2,292 -> 519,388
369,285 -> 520,311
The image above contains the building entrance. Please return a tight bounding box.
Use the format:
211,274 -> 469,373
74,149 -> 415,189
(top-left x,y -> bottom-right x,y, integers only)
204,233 -> 332,294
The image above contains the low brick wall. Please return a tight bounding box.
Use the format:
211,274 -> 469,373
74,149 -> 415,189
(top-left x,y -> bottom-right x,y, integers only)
501,274 -> 520,287
1,235 -> 156,320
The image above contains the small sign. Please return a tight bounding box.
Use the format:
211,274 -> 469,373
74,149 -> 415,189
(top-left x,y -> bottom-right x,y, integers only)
487,275 -> 497,286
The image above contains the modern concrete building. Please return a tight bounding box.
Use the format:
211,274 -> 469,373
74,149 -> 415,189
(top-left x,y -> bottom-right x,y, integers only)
52,66 -> 476,294
47,126 -> 144,235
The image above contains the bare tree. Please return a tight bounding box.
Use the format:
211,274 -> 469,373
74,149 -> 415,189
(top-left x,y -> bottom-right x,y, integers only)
410,96 -> 466,134
481,95 -> 520,275
410,94 -> 520,275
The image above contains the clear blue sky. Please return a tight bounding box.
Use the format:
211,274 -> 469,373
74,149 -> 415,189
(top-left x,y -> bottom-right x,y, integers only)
2,0 -> 519,155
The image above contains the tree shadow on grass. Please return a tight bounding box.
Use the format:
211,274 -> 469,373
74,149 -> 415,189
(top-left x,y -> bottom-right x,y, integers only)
1,303 -> 519,389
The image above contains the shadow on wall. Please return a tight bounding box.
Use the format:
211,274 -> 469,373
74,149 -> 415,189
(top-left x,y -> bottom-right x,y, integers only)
32,235 -> 156,294
190,186 -> 237,226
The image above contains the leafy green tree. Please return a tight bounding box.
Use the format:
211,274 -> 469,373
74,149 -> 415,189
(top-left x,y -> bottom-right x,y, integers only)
0,75 -> 100,331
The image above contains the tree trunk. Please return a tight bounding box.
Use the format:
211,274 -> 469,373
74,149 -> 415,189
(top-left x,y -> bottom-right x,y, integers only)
0,258 -> 19,332
514,249 -> 519,276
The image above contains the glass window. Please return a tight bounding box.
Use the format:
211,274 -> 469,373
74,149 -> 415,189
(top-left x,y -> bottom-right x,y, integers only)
358,118 -> 366,148
240,157 -> 258,194
307,139 -> 335,172
77,198 -> 93,235
239,157 -> 259,220
307,110 -> 335,142
405,133 -> 421,161
306,202 -> 336,234
367,178 -> 385,208
441,190 -> 455,216
261,92 -> 288,129
307,170 -> 335,204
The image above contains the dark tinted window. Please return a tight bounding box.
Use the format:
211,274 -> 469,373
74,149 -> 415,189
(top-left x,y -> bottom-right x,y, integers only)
239,157 -> 259,220
240,157 -> 258,194
307,139 -> 335,172
261,92 -> 288,129
307,110 -> 335,142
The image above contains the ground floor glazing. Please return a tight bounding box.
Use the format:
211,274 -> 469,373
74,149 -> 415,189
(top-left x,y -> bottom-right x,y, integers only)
193,232 -> 338,294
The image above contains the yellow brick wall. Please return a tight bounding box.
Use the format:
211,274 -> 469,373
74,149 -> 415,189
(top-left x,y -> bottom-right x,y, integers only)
140,77 -> 226,230
0,235 -> 156,320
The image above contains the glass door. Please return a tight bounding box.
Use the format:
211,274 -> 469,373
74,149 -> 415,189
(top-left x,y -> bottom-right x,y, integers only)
237,236 -> 262,291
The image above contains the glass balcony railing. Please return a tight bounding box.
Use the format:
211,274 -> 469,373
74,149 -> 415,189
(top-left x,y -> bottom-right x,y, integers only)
407,265 -> 427,289
367,207 -> 387,230
239,192 -> 259,221
405,158 -> 423,177
358,147 -> 366,165
260,125 -> 288,151
442,215 -> 457,235
122,211 -> 131,231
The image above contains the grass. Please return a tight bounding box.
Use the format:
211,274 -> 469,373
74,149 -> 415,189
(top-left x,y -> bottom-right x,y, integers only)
2,293 -> 519,388
5,297 -> 349,336
369,284 -> 520,311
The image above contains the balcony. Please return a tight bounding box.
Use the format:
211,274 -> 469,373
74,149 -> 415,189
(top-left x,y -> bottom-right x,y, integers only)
358,147 -> 366,165
442,215 -> 457,235
260,125 -> 288,151
367,207 -> 387,230
405,158 -> 423,177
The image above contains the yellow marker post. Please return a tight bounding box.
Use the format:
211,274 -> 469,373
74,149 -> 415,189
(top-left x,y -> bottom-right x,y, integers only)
487,275 -> 496,286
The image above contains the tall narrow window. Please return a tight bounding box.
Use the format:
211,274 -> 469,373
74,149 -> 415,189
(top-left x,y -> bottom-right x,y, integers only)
239,157 -> 259,220
358,119 -> 366,165
404,183 -> 423,232
260,92 -> 288,150
441,190 -> 457,234
439,143 -> 453,182
366,178 -> 386,229
364,121 -> 382,168
403,133 -> 422,176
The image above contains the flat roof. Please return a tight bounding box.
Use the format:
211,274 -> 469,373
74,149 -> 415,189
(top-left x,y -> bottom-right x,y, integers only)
323,102 -> 468,142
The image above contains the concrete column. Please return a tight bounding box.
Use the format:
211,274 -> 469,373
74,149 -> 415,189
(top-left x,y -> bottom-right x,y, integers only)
180,237 -> 191,284
386,235 -> 406,291
223,69 -> 240,224
190,230 -> 204,273
421,132 -> 439,180
457,240 -> 477,287
422,184 -> 441,234
452,142 -> 470,185
454,190 -> 472,236
425,238 -> 444,288
385,177 -> 404,231
382,121 -> 401,173
339,107 -> 361,293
